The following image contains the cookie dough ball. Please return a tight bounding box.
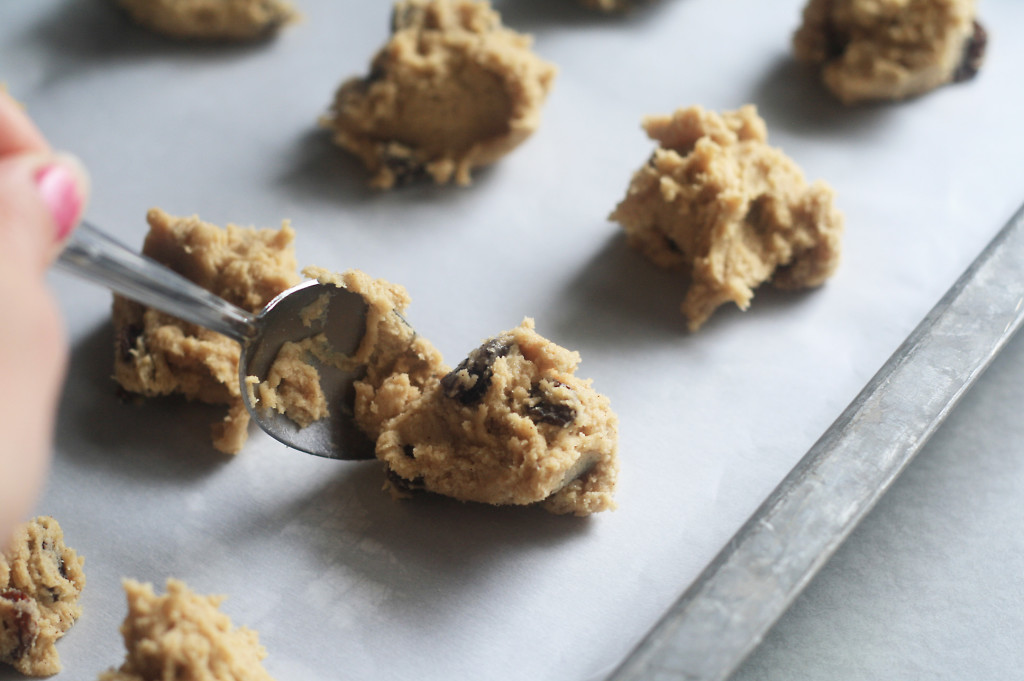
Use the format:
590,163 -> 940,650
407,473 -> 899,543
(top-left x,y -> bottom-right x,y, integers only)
98,579 -> 275,681
610,105 -> 843,331
113,208 -> 301,454
115,0 -> 298,41
0,517 -> 86,677
320,0 -> 557,189
373,319 -> 619,516
793,0 -> 987,104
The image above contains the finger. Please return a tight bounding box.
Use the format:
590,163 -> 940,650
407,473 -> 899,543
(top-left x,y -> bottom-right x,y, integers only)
0,266 -> 65,542
0,152 -> 90,274
0,90 -> 50,157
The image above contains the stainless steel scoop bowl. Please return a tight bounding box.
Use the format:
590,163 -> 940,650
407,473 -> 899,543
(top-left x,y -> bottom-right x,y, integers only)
57,221 -> 376,460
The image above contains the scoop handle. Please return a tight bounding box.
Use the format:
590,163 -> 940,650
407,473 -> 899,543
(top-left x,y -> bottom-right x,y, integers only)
56,221 -> 257,342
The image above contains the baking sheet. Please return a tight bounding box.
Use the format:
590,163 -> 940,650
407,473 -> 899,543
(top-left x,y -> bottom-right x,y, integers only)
3,0 -> 1024,679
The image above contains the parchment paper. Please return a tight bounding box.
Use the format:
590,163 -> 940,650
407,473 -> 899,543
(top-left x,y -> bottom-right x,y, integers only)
2,0 -> 1023,679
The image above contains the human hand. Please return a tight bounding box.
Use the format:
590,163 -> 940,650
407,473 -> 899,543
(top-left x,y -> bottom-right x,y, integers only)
0,90 -> 89,543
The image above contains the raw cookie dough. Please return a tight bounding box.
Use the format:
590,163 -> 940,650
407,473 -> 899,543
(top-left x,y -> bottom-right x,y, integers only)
371,319 -> 619,516
793,0 -> 987,104
0,517 -> 86,677
248,336 -> 331,429
98,579 -> 275,681
320,0 -> 557,188
609,105 -> 844,331
325,269 -> 448,442
115,0 -> 297,41
113,208 -> 301,454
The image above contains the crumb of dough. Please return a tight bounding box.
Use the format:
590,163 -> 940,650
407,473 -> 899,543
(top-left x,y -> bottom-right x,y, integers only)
114,0 -> 298,41
98,579 -> 275,681
372,319 -> 619,516
319,0 -> 557,189
0,517 -> 86,677
793,0 -> 987,104
112,208 -> 301,454
609,105 -> 844,332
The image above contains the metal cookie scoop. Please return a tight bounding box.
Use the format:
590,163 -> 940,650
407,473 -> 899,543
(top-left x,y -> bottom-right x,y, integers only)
57,221 -> 376,460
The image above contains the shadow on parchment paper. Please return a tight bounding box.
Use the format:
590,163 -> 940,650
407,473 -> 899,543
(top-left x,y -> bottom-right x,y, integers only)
750,55 -> 892,138
24,0 -> 277,85
276,128 -> 379,208
54,321 -> 230,481
495,0 -> 676,33
278,127 -> 505,212
200,453 -> 592,625
556,232 -> 829,342
554,231 -> 691,342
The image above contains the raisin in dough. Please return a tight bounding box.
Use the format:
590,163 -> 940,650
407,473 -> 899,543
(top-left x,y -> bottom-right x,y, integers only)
610,105 -> 844,331
98,579 -> 275,681
115,0 -> 297,41
113,208 -> 300,454
0,517 -> 85,677
320,0 -> 556,188
793,0 -> 987,104
371,319 -> 619,516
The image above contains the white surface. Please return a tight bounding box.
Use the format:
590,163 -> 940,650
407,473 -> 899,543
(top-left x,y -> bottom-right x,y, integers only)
1,0 -> 1022,679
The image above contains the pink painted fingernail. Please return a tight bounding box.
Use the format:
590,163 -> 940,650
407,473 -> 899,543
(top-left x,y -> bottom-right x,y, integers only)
34,161 -> 86,242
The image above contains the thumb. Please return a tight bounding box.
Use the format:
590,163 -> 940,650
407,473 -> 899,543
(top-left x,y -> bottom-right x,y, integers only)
0,151 -> 89,275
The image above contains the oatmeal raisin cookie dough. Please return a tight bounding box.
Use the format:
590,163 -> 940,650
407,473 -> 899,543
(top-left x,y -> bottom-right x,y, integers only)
98,579 -> 275,681
244,267 -> 445,435
303,268 -> 448,440
115,0 -> 298,41
0,517 -> 86,677
113,208 -> 301,454
248,337 -> 330,429
320,0 -> 557,189
793,0 -> 986,104
373,319 -> 619,516
610,105 -> 843,331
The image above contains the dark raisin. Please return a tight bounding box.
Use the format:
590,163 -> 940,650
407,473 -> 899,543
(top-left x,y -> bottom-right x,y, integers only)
39,536 -> 68,581
525,382 -> 577,428
440,337 -> 513,406
0,589 -> 38,663
402,444 -> 416,459
954,20 -> 987,83
385,468 -> 426,495
117,324 -> 143,362
380,149 -> 428,186
822,6 -> 848,61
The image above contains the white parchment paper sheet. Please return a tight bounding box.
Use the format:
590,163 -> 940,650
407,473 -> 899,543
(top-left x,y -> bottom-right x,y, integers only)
2,0 -> 1023,678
